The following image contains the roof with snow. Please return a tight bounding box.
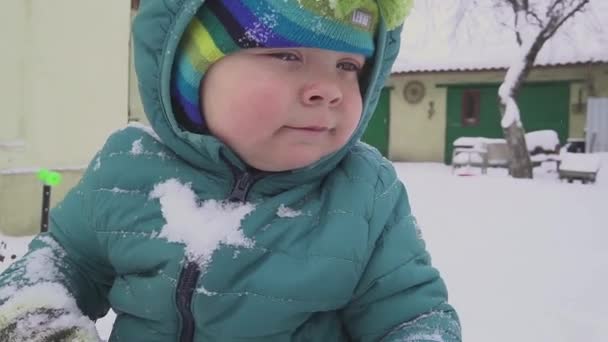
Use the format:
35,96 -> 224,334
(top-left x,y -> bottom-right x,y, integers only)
393,0 -> 608,73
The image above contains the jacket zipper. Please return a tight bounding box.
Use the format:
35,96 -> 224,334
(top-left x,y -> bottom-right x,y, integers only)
227,171 -> 256,202
175,164 -> 265,341
177,262 -> 200,342
224,158 -> 267,202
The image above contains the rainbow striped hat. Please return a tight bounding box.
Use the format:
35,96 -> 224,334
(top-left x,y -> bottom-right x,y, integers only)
171,0 -> 383,129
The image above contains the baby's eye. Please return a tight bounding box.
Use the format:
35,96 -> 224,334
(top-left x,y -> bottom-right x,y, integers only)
337,61 -> 361,72
269,52 -> 300,62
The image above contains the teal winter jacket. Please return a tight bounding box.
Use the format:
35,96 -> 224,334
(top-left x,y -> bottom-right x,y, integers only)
0,0 -> 460,341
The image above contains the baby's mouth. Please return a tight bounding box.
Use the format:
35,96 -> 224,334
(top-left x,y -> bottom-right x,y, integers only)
284,126 -> 329,132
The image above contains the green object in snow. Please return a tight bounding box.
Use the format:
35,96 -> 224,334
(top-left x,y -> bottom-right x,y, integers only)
38,169 -> 62,186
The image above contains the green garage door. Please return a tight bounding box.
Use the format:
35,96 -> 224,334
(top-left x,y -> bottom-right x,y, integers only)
445,82 -> 570,163
362,87 -> 390,157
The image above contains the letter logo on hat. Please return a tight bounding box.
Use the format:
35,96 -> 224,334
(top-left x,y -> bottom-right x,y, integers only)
351,9 -> 372,29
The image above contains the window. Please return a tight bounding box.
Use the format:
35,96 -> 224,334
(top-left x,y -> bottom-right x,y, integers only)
461,89 -> 480,126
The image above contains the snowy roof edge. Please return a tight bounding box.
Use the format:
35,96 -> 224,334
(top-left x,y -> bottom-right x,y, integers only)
391,60 -> 608,75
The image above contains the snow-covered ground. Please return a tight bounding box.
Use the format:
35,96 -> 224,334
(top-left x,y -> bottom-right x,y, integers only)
396,160 -> 608,342
1,158 -> 606,341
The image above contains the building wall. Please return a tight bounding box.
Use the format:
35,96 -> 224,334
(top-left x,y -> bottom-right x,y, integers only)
0,170 -> 84,236
386,64 -> 608,162
0,0 -> 131,236
128,10 -> 149,125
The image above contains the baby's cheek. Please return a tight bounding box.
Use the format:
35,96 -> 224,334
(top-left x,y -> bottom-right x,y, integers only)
344,97 -> 363,127
241,88 -> 288,123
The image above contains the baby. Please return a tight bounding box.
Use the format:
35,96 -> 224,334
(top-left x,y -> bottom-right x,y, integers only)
0,0 -> 460,341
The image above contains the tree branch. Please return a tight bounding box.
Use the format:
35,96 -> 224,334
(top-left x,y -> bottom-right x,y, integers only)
543,0 -> 590,40
525,10 -> 544,27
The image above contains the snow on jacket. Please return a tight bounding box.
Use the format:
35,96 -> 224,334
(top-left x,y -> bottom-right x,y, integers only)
0,0 -> 461,341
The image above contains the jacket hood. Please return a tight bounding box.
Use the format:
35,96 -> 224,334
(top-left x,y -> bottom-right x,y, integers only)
132,0 -> 402,188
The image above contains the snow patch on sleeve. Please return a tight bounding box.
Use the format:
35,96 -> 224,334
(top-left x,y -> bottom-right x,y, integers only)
0,283 -> 101,341
130,138 -> 144,155
276,204 -> 302,218
24,247 -> 62,284
93,157 -> 101,171
385,310 -> 460,342
150,179 -> 255,266
0,286 -> 17,301
0,236 -> 67,302
127,122 -> 162,142
398,331 -> 445,342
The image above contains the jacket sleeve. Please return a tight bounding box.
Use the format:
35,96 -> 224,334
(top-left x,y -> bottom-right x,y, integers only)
0,159 -> 114,337
340,162 -> 461,342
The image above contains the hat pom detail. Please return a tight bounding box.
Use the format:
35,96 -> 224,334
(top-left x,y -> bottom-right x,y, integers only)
332,0 -> 414,30
378,0 -> 414,30
333,0 -> 371,19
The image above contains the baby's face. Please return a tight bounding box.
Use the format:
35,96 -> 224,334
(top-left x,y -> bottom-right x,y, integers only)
201,47 -> 365,172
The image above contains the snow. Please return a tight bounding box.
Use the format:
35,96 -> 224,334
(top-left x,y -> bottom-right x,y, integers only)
149,178 -> 255,265
394,0 -> 608,72
104,187 -> 139,194
1,160 -> 608,341
0,235 -> 66,295
93,157 -> 101,171
401,332 -> 444,342
525,130 -> 560,151
453,137 -> 503,149
395,161 -> 608,342
559,152 -> 602,173
389,310 -> 458,341
276,204 -> 302,218
130,138 -> 144,155
452,151 -> 484,165
0,283 -> 100,341
453,130 -> 561,152
22,246 -> 61,284
498,54 -> 525,128
530,153 -> 559,163
126,122 -> 161,142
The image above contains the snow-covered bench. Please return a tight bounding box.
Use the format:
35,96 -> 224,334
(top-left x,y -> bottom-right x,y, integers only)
558,153 -> 601,184
452,138 -> 510,174
452,146 -> 488,174
526,130 -> 561,167
452,130 -> 561,173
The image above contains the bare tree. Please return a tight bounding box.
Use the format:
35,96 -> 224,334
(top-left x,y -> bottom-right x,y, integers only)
494,0 -> 591,178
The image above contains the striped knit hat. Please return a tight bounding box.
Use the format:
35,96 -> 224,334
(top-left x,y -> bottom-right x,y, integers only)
171,0 -> 383,129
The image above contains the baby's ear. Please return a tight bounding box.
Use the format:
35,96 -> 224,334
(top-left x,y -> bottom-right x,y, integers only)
378,0 -> 414,30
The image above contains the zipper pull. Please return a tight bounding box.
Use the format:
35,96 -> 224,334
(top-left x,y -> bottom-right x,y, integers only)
228,171 -> 254,202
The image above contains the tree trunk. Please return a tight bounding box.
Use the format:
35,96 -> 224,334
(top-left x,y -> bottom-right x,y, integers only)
502,122 -> 533,178
498,21 -> 548,179
498,72 -> 534,178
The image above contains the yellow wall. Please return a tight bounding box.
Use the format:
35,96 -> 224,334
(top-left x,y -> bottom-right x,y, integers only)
1,0 -> 131,236
0,1 -> 25,146
387,64 -> 608,162
128,10 -> 149,125
0,170 -> 83,236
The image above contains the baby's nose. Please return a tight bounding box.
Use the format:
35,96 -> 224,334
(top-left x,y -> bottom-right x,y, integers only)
300,81 -> 343,107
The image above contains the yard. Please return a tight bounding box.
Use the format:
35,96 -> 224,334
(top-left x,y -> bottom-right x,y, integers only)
1,157 -> 606,341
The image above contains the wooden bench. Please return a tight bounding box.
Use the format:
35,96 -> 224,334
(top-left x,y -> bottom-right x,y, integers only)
452,140 -> 511,174
452,131 -> 562,174
558,153 -> 601,184
452,147 -> 488,174
558,169 -> 598,184
485,142 -> 511,169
